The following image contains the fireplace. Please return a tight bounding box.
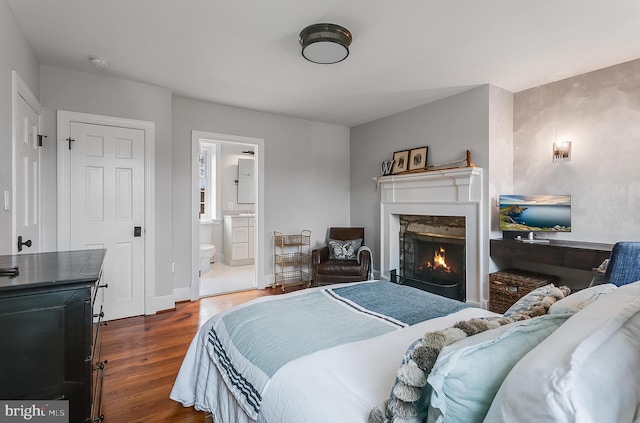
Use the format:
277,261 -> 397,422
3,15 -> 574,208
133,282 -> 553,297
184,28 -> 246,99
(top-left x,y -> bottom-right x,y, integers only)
398,215 -> 466,301
378,167 -> 487,307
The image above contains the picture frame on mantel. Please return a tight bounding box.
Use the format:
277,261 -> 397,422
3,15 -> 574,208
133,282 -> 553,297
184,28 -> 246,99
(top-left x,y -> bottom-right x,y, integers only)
408,146 -> 428,171
392,150 -> 409,174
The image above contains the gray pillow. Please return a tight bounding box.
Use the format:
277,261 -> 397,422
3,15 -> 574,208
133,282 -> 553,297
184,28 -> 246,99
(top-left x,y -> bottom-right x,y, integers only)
503,284 -> 556,317
328,238 -> 362,260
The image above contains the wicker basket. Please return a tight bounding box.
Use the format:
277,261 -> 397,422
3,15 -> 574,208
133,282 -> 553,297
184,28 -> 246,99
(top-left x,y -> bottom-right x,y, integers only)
489,269 -> 559,314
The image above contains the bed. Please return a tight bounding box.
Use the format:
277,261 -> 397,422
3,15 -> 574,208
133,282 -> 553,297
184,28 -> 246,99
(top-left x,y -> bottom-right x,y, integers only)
171,279 -> 640,423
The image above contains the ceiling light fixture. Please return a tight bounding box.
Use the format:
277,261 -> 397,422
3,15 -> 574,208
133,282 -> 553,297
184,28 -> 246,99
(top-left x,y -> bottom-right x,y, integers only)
299,23 -> 352,64
89,56 -> 109,68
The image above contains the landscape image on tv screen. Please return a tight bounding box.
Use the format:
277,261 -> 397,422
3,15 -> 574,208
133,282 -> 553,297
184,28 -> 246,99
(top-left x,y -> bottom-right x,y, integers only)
499,195 -> 571,232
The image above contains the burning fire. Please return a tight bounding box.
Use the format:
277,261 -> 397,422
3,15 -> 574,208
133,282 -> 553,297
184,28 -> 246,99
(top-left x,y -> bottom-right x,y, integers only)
432,246 -> 449,270
418,246 -> 455,273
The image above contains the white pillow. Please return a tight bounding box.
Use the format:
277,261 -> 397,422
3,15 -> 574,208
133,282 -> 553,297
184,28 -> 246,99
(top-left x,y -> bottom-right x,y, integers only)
549,283 -> 617,315
425,314 -> 570,423
484,280 -> 640,423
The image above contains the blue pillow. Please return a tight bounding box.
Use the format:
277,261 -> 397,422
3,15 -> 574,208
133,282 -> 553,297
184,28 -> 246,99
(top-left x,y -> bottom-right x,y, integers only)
426,314 -> 571,423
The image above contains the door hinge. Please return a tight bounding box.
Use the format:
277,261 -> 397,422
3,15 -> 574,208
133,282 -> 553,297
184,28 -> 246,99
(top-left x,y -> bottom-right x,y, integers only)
66,137 -> 75,150
37,134 -> 47,147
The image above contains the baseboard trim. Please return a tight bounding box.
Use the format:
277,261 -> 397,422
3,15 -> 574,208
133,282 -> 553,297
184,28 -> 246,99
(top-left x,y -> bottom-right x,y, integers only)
173,286 -> 192,302
152,294 -> 176,314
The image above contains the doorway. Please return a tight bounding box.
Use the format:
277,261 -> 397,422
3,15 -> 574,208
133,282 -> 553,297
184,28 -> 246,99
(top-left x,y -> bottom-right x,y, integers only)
12,71 -> 42,255
190,131 -> 265,300
58,111 -> 155,320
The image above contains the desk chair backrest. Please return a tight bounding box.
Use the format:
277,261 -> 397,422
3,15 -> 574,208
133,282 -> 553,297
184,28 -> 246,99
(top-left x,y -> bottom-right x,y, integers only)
604,241 -> 640,287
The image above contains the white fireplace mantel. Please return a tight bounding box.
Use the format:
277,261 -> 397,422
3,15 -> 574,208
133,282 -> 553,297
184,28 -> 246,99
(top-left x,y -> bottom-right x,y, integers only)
379,167 -> 486,307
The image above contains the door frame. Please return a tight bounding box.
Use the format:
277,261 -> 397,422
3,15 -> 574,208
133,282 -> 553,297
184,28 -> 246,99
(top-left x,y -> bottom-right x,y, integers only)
57,110 -> 156,314
11,71 -> 42,254
190,131 -> 265,300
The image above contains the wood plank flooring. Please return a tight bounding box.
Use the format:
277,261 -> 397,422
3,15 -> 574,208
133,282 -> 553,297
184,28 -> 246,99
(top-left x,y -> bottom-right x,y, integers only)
101,287 -> 298,423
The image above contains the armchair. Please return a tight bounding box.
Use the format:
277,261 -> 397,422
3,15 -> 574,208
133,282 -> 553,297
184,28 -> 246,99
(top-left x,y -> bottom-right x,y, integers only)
311,227 -> 372,287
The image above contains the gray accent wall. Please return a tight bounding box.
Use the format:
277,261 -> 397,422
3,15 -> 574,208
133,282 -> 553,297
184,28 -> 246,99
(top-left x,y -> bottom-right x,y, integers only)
513,59 -> 640,244
350,85 -> 504,279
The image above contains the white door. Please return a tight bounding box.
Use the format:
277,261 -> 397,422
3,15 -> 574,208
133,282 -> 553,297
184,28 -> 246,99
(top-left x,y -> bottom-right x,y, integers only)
13,93 -> 40,254
69,122 -> 145,320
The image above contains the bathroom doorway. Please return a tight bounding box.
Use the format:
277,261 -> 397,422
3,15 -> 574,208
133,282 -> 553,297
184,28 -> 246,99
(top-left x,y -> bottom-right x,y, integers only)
190,131 -> 265,299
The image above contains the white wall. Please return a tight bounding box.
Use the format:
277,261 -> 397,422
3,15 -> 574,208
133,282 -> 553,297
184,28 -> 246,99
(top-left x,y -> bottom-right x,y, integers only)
513,59 -> 640,244
39,65 -> 174,301
350,86 -> 494,278
0,2 -> 40,254
172,96 -> 351,290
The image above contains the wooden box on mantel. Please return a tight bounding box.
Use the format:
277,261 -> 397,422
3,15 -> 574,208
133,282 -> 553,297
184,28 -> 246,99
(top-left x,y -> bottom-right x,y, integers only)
489,268 -> 559,314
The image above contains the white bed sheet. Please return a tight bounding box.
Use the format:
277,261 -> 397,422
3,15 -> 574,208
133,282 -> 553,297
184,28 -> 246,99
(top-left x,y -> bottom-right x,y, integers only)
171,301 -> 498,423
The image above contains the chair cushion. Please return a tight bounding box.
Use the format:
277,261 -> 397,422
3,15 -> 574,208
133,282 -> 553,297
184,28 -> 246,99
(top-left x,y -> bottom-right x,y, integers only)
328,238 -> 362,260
316,260 -> 364,276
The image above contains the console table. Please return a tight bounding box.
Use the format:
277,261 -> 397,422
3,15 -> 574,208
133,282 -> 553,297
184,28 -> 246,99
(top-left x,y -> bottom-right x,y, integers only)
490,238 -> 613,271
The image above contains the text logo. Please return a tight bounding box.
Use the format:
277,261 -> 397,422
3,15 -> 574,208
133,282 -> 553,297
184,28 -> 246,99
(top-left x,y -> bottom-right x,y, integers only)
0,401 -> 68,422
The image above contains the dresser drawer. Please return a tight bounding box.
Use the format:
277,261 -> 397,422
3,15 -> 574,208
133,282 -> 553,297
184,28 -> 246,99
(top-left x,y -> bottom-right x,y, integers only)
231,217 -> 249,227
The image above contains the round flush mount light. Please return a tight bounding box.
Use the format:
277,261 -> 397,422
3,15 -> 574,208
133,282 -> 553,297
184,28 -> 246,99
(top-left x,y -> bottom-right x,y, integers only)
299,23 -> 352,64
89,56 -> 109,68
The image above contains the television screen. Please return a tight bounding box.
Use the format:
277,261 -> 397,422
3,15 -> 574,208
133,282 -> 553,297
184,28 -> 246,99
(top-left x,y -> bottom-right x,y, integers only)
499,195 -> 571,232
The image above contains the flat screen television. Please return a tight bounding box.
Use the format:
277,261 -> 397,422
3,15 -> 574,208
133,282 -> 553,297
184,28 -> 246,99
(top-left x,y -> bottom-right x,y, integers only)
499,194 -> 571,232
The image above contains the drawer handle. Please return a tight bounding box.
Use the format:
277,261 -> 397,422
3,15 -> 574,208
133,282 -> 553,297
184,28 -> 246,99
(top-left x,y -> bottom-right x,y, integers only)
98,283 -> 108,289
93,311 -> 104,319
93,360 -> 108,371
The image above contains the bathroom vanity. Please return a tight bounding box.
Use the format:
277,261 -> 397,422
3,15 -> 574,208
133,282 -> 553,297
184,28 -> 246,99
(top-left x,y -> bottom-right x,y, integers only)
223,215 -> 255,266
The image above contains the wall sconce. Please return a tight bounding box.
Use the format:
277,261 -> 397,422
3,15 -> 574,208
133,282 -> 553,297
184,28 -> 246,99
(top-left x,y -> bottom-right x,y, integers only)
553,141 -> 571,163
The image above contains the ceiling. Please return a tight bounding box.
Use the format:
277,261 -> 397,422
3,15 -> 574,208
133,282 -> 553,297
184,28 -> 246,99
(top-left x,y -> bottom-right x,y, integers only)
7,0 -> 640,127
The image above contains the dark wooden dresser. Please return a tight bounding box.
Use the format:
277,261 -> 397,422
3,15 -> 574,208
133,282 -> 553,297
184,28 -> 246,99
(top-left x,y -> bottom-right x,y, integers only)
0,249 -> 107,422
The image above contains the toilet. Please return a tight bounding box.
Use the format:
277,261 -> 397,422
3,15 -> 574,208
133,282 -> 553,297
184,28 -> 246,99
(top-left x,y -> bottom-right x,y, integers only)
200,219 -> 217,274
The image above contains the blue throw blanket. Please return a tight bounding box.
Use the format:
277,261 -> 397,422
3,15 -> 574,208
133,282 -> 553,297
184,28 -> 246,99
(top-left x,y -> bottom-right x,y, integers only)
206,281 -> 469,420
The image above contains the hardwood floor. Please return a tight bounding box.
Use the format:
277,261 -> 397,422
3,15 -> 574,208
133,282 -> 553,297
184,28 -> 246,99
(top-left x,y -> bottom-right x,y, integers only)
101,287 -> 298,423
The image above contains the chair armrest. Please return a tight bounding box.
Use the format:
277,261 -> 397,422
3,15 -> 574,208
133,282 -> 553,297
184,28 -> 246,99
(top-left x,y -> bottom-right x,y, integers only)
358,248 -> 371,264
312,246 -> 329,264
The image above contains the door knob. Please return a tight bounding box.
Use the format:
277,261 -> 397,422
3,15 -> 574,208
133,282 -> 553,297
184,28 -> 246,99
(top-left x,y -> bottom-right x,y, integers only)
17,236 -> 32,252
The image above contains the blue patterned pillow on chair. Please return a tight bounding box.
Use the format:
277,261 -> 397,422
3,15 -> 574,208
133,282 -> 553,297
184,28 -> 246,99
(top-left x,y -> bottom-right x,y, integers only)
328,238 -> 362,260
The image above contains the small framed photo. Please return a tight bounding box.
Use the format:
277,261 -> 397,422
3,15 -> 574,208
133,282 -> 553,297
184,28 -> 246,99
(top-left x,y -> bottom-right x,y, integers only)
392,150 -> 409,174
408,146 -> 428,171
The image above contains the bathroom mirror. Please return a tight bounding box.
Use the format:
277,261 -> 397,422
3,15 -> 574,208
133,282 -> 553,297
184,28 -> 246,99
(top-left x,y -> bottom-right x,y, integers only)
237,158 -> 255,204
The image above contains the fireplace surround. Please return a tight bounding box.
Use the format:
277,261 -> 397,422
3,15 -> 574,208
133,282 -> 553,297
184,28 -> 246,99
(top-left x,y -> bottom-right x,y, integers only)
378,167 -> 486,307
